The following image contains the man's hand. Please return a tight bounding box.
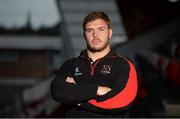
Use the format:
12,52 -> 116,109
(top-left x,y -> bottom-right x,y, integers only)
97,86 -> 112,96
65,77 -> 76,84
66,77 -> 111,96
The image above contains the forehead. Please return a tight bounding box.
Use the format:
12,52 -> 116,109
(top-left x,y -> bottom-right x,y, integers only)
85,19 -> 108,28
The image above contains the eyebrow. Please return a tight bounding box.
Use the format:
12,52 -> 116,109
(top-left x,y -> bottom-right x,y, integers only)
85,26 -> 107,30
98,26 -> 106,29
84,28 -> 93,31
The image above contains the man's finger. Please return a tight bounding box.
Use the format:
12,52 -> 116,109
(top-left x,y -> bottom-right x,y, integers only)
65,77 -> 70,82
66,77 -> 76,84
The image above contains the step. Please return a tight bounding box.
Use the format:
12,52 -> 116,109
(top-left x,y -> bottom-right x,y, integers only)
60,1 -> 118,11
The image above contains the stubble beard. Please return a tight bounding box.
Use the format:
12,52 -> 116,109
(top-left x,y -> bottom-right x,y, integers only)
87,38 -> 110,53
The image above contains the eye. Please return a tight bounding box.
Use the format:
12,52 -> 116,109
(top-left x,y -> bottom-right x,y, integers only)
99,27 -> 105,31
85,29 -> 93,33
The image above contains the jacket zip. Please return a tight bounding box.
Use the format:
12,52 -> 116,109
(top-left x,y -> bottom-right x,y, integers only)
89,59 -> 101,80
80,55 -> 102,80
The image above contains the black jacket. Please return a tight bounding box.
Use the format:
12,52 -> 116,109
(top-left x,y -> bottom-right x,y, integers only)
51,50 -> 138,117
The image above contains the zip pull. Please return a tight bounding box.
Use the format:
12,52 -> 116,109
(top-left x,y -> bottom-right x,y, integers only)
90,59 -> 101,79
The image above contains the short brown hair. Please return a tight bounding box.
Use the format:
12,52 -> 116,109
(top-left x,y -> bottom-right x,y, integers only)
83,11 -> 111,30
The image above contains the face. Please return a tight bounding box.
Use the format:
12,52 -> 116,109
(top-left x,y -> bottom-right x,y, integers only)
84,18 -> 112,52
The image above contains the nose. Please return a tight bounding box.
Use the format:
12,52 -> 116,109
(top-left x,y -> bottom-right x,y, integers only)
93,30 -> 98,37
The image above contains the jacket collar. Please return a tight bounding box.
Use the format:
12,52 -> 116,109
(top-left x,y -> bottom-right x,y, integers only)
79,49 -> 117,60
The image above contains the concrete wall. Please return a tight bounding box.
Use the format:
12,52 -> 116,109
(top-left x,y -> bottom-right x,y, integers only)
115,18 -> 180,65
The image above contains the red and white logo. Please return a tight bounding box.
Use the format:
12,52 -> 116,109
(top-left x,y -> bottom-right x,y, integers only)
101,65 -> 111,75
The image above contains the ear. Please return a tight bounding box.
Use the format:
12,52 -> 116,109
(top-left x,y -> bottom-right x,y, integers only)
109,28 -> 112,39
83,31 -> 86,40
83,31 -> 85,38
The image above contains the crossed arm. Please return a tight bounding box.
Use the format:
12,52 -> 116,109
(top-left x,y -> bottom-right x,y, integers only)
51,58 -> 138,112
65,76 -> 112,96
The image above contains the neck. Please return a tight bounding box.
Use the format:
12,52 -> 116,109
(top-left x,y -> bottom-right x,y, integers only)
87,47 -> 111,62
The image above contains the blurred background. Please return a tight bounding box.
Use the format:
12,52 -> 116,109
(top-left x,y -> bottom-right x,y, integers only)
0,0 -> 179,117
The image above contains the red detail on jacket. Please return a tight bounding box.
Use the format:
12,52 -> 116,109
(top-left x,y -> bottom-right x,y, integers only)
166,60 -> 180,86
90,60 -> 101,80
88,59 -> 138,109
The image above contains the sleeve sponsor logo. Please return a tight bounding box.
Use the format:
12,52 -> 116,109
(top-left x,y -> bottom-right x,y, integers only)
74,67 -> 83,76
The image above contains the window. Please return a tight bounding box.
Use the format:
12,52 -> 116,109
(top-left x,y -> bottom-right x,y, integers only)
0,50 -> 19,63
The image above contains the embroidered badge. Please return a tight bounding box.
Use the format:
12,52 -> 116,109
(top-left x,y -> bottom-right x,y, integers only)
101,65 -> 111,75
74,67 -> 82,76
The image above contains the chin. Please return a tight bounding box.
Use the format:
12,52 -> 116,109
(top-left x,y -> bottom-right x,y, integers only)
88,47 -> 103,52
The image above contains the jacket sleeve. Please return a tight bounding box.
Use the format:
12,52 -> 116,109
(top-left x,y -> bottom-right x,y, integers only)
85,57 -> 138,112
51,59 -> 98,105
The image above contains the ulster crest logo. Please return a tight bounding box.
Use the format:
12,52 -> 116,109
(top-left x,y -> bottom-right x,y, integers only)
101,65 -> 111,75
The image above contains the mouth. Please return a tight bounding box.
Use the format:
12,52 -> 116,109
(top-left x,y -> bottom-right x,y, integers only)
92,39 -> 101,44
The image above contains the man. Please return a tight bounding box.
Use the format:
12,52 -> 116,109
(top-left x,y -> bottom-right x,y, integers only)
51,11 -> 138,117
